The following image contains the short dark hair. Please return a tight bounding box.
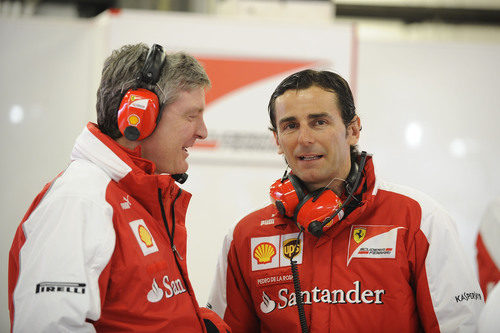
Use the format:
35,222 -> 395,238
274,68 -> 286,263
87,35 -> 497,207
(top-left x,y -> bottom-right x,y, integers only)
268,69 -> 356,133
96,43 -> 210,139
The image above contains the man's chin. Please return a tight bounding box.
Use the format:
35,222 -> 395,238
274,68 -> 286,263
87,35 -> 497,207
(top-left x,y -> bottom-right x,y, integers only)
170,168 -> 188,176
292,174 -> 324,190
157,163 -> 188,176
171,164 -> 189,176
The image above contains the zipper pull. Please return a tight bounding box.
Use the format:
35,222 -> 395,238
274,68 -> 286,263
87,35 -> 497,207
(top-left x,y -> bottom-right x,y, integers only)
172,245 -> 184,261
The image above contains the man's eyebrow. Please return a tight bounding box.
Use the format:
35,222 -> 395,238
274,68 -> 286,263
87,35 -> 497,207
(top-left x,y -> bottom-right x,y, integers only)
187,107 -> 204,114
308,112 -> 333,120
278,113 -> 333,126
278,116 -> 297,126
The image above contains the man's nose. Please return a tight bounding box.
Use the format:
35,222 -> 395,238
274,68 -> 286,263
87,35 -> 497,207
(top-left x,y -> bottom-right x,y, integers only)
196,118 -> 208,140
297,126 -> 314,145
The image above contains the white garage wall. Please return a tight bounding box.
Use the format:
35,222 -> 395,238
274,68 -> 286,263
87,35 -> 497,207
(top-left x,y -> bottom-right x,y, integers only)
0,16 -> 103,330
356,26 -> 500,263
1,12 -> 499,331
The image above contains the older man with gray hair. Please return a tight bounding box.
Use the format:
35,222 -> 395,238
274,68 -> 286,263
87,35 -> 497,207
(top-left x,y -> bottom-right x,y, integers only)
9,43 -> 229,332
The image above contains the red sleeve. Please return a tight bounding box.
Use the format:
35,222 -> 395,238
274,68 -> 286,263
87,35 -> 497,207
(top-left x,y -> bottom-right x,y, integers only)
476,233 -> 500,299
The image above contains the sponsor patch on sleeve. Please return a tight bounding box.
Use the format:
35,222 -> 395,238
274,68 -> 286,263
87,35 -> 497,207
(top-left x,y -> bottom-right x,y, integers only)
35,282 -> 86,294
347,225 -> 405,266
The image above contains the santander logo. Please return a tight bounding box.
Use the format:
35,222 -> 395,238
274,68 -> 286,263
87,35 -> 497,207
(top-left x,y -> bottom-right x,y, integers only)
259,281 -> 386,314
147,276 -> 187,303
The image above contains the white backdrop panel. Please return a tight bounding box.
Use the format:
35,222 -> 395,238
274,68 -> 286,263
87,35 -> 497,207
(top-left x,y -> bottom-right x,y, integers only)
357,38 -> 500,267
0,16 -> 103,330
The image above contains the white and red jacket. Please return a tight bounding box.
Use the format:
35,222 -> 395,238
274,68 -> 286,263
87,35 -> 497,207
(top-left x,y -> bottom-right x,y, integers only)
9,123 -> 209,332
476,197 -> 500,299
208,156 -> 483,333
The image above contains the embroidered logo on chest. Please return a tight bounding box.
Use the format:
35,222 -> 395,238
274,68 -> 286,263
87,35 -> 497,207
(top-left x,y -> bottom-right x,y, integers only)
251,233 -> 303,271
347,225 -> 405,266
120,195 -> 131,210
129,219 -> 159,256
147,275 -> 187,303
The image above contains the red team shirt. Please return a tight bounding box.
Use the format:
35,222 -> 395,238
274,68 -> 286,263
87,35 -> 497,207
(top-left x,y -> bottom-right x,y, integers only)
9,123 -> 208,332
208,157 -> 484,332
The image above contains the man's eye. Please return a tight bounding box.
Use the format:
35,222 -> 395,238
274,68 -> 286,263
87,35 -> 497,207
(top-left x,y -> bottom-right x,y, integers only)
284,123 -> 297,130
315,119 -> 327,126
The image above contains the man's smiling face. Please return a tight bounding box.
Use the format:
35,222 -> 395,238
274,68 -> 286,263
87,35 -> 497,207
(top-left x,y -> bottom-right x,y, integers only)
141,87 -> 207,175
273,85 -> 359,192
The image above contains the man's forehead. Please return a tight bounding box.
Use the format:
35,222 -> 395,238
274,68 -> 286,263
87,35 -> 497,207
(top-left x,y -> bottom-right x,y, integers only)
278,86 -> 338,99
276,90 -> 340,112
276,88 -> 337,111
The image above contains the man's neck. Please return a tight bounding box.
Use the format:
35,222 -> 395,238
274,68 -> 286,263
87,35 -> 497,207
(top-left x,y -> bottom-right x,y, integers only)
307,180 -> 345,197
116,136 -> 140,151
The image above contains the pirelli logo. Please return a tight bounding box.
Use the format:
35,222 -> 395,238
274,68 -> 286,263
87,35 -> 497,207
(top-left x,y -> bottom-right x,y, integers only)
35,282 -> 86,294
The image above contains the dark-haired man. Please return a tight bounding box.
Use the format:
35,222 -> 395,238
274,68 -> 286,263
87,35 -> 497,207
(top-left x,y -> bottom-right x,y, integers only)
9,43 -> 229,332
208,69 -> 483,332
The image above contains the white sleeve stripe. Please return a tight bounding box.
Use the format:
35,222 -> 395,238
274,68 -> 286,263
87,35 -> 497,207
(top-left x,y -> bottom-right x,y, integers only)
207,224 -> 236,318
378,180 -> 483,331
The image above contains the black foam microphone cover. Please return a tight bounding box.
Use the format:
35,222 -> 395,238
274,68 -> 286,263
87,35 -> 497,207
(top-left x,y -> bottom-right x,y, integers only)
308,221 -> 324,237
124,126 -> 140,141
172,173 -> 188,184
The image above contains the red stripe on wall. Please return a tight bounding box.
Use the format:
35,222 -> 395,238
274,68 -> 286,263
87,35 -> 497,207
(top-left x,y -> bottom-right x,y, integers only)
197,57 -> 316,105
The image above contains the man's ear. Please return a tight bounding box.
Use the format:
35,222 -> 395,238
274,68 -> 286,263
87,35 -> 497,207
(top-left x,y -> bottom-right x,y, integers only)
273,131 -> 284,154
347,116 -> 361,145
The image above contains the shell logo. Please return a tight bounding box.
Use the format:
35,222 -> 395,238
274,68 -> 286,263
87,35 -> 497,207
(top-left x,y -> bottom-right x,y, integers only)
138,225 -> 154,248
253,242 -> 276,264
128,114 -> 140,126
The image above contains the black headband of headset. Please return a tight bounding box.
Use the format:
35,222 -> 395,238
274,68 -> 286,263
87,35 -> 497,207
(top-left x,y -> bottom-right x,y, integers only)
139,44 -> 166,85
142,44 -> 187,185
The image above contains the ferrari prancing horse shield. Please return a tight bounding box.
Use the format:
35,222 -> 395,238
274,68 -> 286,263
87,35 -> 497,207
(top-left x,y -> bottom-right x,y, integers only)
353,227 -> 366,244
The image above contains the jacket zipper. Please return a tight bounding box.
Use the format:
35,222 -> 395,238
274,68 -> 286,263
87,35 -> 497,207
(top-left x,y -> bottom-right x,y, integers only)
157,188 -> 191,295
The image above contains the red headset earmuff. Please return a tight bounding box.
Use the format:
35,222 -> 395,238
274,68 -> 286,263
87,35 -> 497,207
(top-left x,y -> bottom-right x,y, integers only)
270,151 -> 367,237
117,44 -> 166,141
117,88 -> 159,141
270,174 -> 343,233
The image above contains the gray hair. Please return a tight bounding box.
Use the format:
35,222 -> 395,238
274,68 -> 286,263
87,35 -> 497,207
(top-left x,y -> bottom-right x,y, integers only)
96,43 -> 211,139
